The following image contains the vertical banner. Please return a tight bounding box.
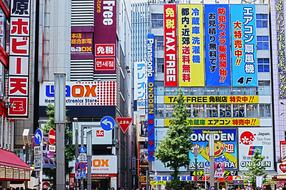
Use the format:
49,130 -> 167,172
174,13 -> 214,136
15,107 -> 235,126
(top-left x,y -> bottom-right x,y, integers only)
94,0 -> 116,74
147,34 -> 155,161
8,0 -> 31,118
205,4 -> 231,87
134,62 -> 147,111
231,5 -> 257,87
164,4 -> 177,87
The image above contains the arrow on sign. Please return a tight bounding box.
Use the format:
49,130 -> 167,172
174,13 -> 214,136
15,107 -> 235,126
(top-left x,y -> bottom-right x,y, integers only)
116,117 -> 132,134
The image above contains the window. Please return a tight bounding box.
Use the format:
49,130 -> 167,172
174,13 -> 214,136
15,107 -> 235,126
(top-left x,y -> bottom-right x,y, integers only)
155,36 -> 164,50
206,104 -> 218,117
258,80 -> 271,95
157,58 -> 164,73
258,58 -> 270,72
257,36 -> 269,50
256,14 -> 268,28
156,104 -> 164,119
233,104 -> 245,117
193,104 -> 205,117
165,104 -> 174,118
151,13 -> 163,28
246,104 -> 258,117
259,104 -> 271,118
220,104 -> 231,117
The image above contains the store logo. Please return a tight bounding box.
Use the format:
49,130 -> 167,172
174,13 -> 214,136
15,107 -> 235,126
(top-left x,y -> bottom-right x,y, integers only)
240,131 -> 255,145
92,159 -> 109,167
248,146 -> 263,156
96,130 -> 104,137
45,84 -> 96,98
279,163 -> 286,173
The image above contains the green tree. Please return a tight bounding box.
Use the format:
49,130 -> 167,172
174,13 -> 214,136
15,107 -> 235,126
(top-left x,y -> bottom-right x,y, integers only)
42,104 -> 75,186
155,90 -> 192,189
244,149 -> 266,188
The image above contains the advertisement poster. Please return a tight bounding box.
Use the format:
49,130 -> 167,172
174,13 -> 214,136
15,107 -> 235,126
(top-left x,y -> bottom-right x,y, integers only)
147,34 -> 155,161
164,4 -> 177,87
91,155 -> 117,174
238,128 -> 274,170
134,62 -> 147,110
231,5 -> 257,87
205,4 -> 231,86
71,32 -> 93,59
189,129 -> 238,170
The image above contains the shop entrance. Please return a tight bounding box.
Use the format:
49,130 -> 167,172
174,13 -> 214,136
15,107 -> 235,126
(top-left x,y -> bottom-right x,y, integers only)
92,178 -> 110,190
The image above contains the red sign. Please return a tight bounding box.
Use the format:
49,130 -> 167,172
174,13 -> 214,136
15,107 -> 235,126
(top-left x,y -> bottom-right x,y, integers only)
96,130 -> 104,137
164,4 -> 177,87
95,57 -> 115,71
116,117 -> 132,134
48,129 -> 56,145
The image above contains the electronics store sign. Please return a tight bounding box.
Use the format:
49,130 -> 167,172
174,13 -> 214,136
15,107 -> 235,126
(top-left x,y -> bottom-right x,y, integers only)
91,156 -> 117,174
238,128 -> 274,171
39,81 -> 116,106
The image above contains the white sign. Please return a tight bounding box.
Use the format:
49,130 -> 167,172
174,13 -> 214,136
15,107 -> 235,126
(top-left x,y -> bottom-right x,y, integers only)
78,153 -> 87,162
91,155 -> 117,174
39,81 -> 116,106
238,128 -> 274,171
134,62 -> 147,111
72,122 -> 113,145
49,145 -> 56,152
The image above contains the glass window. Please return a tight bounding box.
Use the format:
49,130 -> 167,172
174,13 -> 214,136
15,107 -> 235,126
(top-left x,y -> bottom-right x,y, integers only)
259,104 -> 271,118
231,88 -> 242,95
155,36 -> 164,50
256,14 -> 268,28
218,88 -> 230,95
246,104 -> 258,117
165,104 -> 174,118
206,104 -> 218,117
164,88 -> 177,95
258,80 -> 271,96
151,13 -> 163,28
258,58 -> 270,72
219,104 -> 231,117
205,88 -> 218,95
157,58 -> 164,73
156,104 -> 164,119
233,104 -> 245,117
193,104 -> 205,117
257,36 -> 269,50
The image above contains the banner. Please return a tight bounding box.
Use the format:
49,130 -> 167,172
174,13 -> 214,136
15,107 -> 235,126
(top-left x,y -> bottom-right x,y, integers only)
231,5 -> 257,86
178,5 -> 205,86
205,4 -> 231,86
164,95 -> 258,104
189,129 -> 238,170
8,0 -> 31,118
134,62 -> 147,110
94,0 -> 116,74
71,31 -> 93,60
238,128 -> 274,170
164,4 -> 177,87
164,118 -> 260,127
147,34 -> 155,161
91,155 -> 117,174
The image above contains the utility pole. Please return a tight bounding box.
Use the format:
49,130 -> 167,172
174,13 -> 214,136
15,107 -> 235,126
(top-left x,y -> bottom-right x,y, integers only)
209,132 -> 215,189
74,119 -> 78,190
81,124 -> 84,190
87,130 -> 92,190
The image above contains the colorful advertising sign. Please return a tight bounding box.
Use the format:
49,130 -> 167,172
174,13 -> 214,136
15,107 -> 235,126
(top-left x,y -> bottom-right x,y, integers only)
147,34 -> 155,161
164,118 -> 260,127
281,141 -> 286,162
164,4 -> 177,87
39,81 -> 117,106
189,129 -> 238,170
8,0 -> 31,118
134,62 -> 147,110
94,0 -> 116,74
71,32 -> 93,59
164,95 -> 258,104
231,5 -> 257,87
91,155 -> 117,174
205,4 -> 231,86
238,128 -> 274,171
178,5 -> 205,86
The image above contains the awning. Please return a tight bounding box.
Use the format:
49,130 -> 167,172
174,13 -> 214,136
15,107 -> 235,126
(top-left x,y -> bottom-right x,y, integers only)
0,148 -> 31,181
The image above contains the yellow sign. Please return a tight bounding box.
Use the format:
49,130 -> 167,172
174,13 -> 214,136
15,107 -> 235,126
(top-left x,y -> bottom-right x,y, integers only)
150,180 -> 167,186
164,118 -> 260,127
164,95 -> 259,104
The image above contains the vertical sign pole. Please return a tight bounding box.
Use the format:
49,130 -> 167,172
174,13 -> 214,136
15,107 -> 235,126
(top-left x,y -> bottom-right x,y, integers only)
209,132 -> 215,188
54,73 -> 66,190
87,130 -> 92,190
81,125 -> 84,190
74,119 -> 79,190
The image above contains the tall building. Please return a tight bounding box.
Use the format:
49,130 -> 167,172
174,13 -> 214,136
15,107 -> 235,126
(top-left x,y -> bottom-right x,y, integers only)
133,0 -> 274,189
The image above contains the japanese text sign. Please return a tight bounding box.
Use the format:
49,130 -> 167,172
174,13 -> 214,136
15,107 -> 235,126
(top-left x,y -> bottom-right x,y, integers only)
8,0 -> 31,118
134,62 -> 147,110
71,32 -> 93,59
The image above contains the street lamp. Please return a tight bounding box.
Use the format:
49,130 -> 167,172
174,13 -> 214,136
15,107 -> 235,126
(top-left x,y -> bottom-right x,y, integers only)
209,132 -> 215,189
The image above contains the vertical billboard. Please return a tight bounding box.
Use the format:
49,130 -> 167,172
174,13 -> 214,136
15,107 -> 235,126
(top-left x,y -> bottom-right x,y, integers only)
134,62 -> 147,111
231,5 -> 257,87
164,4 -> 177,87
238,128 -> 274,171
178,4 -> 205,86
94,0 -> 116,74
8,0 -> 31,118
189,129 -> 238,171
147,34 -> 155,161
205,4 -> 231,87
71,30 -> 93,60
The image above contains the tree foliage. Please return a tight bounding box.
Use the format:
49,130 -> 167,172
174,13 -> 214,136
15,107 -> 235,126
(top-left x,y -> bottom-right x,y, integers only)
155,90 -> 192,189
42,104 -> 75,186
244,149 -> 266,188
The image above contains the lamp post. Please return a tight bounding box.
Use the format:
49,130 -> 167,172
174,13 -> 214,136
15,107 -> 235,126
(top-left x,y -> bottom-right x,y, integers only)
87,130 -> 92,190
209,132 -> 215,189
193,146 -> 199,188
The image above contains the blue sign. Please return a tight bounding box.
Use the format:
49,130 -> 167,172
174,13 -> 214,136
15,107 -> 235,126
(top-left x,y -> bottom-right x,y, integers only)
34,128 -> 43,145
147,33 -> 155,161
231,4 -> 257,87
79,146 -> 86,153
205,4 -> 231,87
100,116 -> 115,131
